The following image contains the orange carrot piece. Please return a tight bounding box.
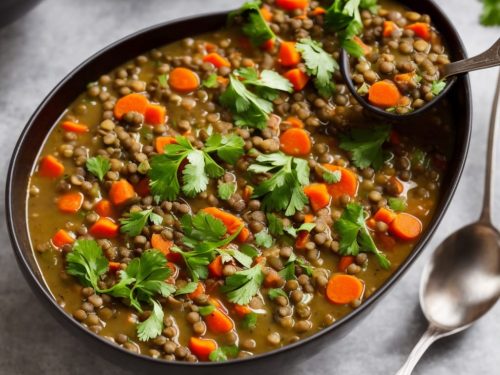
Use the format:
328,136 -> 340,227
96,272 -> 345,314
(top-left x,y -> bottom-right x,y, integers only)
322,164 -> 359,201
311,6 -> 326,15
389,176 -> 404,195
57,192 -> 84,214
279,41 -> 301,67
151,233 -> 173,255
201,207 -> 249,242
39,155 -> 65,178
373,207 -> 397,225
394,72 -> 415,84
155,136 -> 177,154
279,128 -> 312,156
204,42 -> 217,53
304,183 -> 331,212
285,116 -> 304,129
242,185 -> 254,203
405,22 -> 431,41
189,337 -> 217,361
204,308 -> 235,334
203,53 -> 231,68
61,121 -> 89,134
94,199 -> 114,218
368,80 -> 402,108
109,179 -> 135,206
353,36 -> 372,56
264,269 -> 284,288
134,177 -> 151,197
326,274 -> 364,305
89,217 -> 119,238
283,68 -> 310,91
338,256 -> 354,272
108,261 -> 122,272
233,304 -> 252,317
113,93 -> 149,120
389,213 -> 423,240
144,104 -> 167,125
261,38 -> 275,51
188,282 -> 206,300
383,20 -> 399,37
169,67 -> 200,93
208,255 -> 224,278
260,5 -> 273,21
295,214 -> 314,249
276,0 -> 309,11
52,229 -> 74,248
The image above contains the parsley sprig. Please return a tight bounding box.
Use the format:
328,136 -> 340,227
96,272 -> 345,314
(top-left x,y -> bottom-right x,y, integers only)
221,264 -> 265,305
228,1 -> 276,46
86,155 -> 110,181
120,209 -> 163,237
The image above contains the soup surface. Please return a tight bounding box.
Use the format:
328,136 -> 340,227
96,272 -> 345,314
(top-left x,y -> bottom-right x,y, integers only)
28,0 -> 453,363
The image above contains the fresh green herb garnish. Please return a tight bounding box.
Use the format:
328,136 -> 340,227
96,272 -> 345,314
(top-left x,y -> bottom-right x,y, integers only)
66,239 -> 109,290
325,0 -> 365,57
248,152 -> 310,216
240,244 -> 260,258
430,79 -> 446,96
321,168 -> 342,184
339,124 -> 391,169
228,1 -> 275,46
388,197 -> 408,212
86,155 -> 110,181
221,264 -> 265,305
209,345 -> 240,362
237,67 -> 293,100
218,182 -> 236,200
198,304 -> 216,316
175,281 -> 199,295
283,222 -> 316,238
267,213 -> 284,236
480,0 -> 500,26
411,148 -> 430,168
268,288 -> 288,300
120,209 -> 163,237
279,252 -> 313,280
360,0 -> 378,13
334,203 -> 390,269
204,133 -> 246,165
137,160 -> 151,174
202,73 -> 219,88
357,82 -> 370,96
296,39 -> 339,97
255,230 -> 274,248
241,311 -> 258,329
158,74 -> 168,88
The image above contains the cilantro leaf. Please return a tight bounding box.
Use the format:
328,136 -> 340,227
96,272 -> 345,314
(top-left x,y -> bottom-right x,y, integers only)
268,288 -> 288,300
137,300 -> 164,341
360,0 -> 378,13
240,244 -> 260,258
241,312 -> 258,329
204,133 -> 246,165
66,239 -> 109,289
339,125 -> 391,169
221,264 -> 264,305
228,1 -> 275,46
218,182 -> 236,200
255,230 -> 274,248
267,213 -> 284,236
218,247 -> 253,268
209,345 -> 240,362
120,209 -> 163,237
202,73 -> 219,88
480,0 -> 500,26
175,281 -> 199,295
198,304 -> 216,316
388,197 -> 407,212
430,79 -> 446,96
158,74 -> 168,88
283,222 -> 316,238
334,203 -> 390,269
86,156 -> 110,181
322,168 -> 342,183
279,252 -> 313,280
296,39 -> 339,97
237,67 -> 293,100
182,150 -> 209,196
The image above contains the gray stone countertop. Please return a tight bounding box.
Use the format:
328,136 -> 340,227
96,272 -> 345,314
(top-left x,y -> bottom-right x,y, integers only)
0,1 -> 498,374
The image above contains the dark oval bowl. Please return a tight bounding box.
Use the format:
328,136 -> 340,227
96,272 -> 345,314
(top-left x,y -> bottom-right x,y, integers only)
0,0 -> 42,28
6,1 -> 471,374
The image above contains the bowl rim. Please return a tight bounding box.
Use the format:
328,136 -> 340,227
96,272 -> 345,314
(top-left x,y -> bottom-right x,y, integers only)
5,1 -> 472,369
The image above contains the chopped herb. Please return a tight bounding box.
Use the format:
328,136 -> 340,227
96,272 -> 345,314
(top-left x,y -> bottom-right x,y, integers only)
209,345 -> 240,362
120,209 -> 163,237
137,160 -> 151,174
411,148 -> 429,168
278,252 -> 313,280
321,168 -> 342,184
137,300 -> 164,342
65,239 -> 109,289
388,197 -> 407,212
221,264 -> 265,305
255,230 -> 274,248
239,244 -> 260,258
430,79 -> 446,96
357,82 -> 370,95
198,304 -> 216,316
334,203 -> 390,269
267,213 -> 284,236
202,73 -> 219,88
360,0 -> 378,13
218,182 -> 236,200
86,155 -> 110,181
241,311 -> 258,329
283,222 -> 316,238
158,74 -> 168,88
219,247 -> 254,269
480,0 -> 500,26
175,281 -> 199,295
228,1 -> 275,46
268,288 -> 288,300
236,67 -> 293,100
204,133 -> 246,165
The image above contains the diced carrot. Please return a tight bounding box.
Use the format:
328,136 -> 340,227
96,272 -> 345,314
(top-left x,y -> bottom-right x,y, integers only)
353,36 -> 372,56
389,213 -> 422,240
89,217 -> 119,238
304,183 -> 331,212
204,308 -> 234,334
203,53 -> 231,68
311,6 -> 326,15
94,199 -> 114,218
262,38 -> 275,52
368,80 -> 402,108
279,41 -> 301,67
201,207 -> 249,242
155,136 -> 177,154
134,177 -> 151,197
52,229 -> 74,248
242,185 -> 254,203
326,274 -> 364,305
113,93 -> 149,120
39,155 -> 65,178
322,164 -> 359,201
405,22 -> 431,41
57,192 -> 84,214
188,337 -> 217,361
295,214 -> 314,249
188,282 -> 205,299
394,72 -> 415,84
204,42 -> 217,53
279,128 -> 312,156
264,269 -> 284,288
144,103 -> 167,125
208,255 -> 224,278
383,20 -> 399,37
61,121 -> 89,134
276,0 -> 309,11
169,67 -> 200,93
151,233 -> 173,255
398,96 -> 411,107
233,304 -> 252,317
260,5 -> 273,21
109,179 -> 135,206
108,261 -> 122,272
373,207 -> 397,224
285,116 -> 304,129
283,68 -> 310,91
376,233 -> 397,250
389,176 -> 404,195
338,256 -> 354,272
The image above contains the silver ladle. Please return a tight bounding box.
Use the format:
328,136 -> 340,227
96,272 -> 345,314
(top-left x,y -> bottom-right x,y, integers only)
396,70 -> 500,375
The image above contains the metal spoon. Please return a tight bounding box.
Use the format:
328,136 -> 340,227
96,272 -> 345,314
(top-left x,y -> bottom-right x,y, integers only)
340,38 -> 500,120
395,70 -> 500,375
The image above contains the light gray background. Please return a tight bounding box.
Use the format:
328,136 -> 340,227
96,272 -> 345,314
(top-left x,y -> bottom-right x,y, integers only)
0,1 -> 498,374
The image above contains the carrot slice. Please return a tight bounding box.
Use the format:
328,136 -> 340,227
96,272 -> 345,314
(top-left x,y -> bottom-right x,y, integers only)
322,164 -> 359,201
57,192 -> 84,214
208,255 -> 224,278
169,67 -> 200,93
279,41 -> 301,67
204,308 -> 235,334
338,256 -> 354,272
109,179 -> 135,206
394,72 -> 415,84
280,128 -> 312,156
389,213 -> 423,240
203,53 -> 231,68
285,116 -> 304,129
405,22 -> 431,41
304,183 -> 331,212
353,36 -> 372,56
383,20 -> 399,37
61,121 -> 89,134
89,217 -> 119,238
326,274 -> 364,305
233,304 -> 252,317
260,5 -> 273,21
188,337 -> 217,361
155,136 -> 177,154
201,207 -> 249,242
39,155 -> 65,178
113,93 -> 149,120
276,0 -> 309,11
368,80 -> 401,108
144,104 -> 167,125
311,6 -> 326,15
373,207 -> 397,224
188,282 -> 206,299
295,214 -> 314,249
108,261 -> 122,272
94,199 -> 114,218
283,68 -> 310,91
52,229 -> 75,248
151,233 -> 181,262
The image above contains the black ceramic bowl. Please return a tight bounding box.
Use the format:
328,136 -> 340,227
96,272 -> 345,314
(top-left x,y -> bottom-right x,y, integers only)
0,0 -> 41,28
6,1 -> 471,374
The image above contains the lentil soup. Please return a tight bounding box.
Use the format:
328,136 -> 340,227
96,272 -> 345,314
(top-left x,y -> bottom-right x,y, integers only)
28,0 -> 454,363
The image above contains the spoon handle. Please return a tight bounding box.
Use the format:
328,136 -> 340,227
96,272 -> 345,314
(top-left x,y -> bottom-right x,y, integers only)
395,325 -> 448,375
442,38 -> 500,78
